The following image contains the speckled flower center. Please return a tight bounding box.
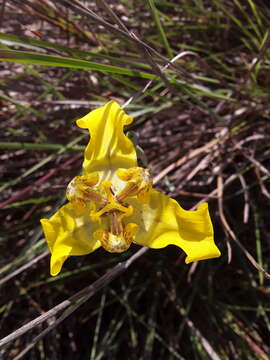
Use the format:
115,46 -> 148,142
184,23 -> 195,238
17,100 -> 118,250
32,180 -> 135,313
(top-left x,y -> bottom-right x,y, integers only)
66,167 -> 152,252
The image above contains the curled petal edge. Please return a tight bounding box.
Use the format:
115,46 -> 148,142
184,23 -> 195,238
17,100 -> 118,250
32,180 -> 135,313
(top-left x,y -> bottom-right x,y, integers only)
130,190 -> 221,263
76,101 -> 137,176
41,203 -> 101,276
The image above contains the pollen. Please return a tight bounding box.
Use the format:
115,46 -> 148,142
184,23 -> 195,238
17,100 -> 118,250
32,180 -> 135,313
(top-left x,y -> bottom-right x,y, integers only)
117,167 -> 152,202
66,173 -> 107,212
66,167 -> 152,252
94,222 -> 138,253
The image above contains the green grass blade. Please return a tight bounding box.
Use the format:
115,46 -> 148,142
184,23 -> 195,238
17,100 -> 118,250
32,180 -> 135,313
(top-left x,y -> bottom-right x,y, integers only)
147,0 -> 173,58
0,141 -> 84,151
0,49 -> 155,79
0,32 -> 150,70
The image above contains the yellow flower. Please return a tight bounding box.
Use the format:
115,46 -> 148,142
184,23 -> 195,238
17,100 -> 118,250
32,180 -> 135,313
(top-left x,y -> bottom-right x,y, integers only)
41,101 -> 221,276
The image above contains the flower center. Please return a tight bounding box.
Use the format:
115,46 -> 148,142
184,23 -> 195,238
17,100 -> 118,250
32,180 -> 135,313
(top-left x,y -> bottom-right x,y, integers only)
66,167 -> 152,252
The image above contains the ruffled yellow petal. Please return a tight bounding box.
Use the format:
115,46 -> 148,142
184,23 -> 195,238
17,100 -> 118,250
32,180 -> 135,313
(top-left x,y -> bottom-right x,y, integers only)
76,101 -> 137,180
128,190 -> 221,263
40,203 -> 101,276
41,101 -> 221,275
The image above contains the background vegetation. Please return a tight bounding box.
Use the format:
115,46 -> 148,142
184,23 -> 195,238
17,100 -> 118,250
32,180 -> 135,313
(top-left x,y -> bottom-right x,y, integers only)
1,0 -> 270,359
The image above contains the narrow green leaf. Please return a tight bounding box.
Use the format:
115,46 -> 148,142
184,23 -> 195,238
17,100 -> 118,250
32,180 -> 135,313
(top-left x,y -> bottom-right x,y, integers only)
0,49 -> 155,79
147,0 -> 173,58
0,32 -> 150,70
0,142 -> 84,151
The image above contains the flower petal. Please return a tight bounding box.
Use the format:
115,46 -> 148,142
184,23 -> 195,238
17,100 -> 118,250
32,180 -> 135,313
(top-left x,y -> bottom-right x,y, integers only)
76,101 -> 137,179
129,190 -> 221,263
40,203 -> 101,276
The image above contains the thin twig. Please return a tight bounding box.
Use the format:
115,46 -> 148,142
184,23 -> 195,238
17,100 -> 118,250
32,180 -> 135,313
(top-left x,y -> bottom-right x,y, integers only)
96,0 -> 129,32
0,153 -> 82,209
249,29 -> 270,72
154,138 -> 219,184
94,0 -> 173,90
56,0 -> 189,78
0,0 -> 6,28
238,174 -> 250,223
162,274 -> 222,360
130,31 -> 173,92
0,248 -> 148,349
123,51 -> 195,108
217,175 -> 232,263
217,176 -> 270,280
255,168 -> 270,200
0,252 -> 49,288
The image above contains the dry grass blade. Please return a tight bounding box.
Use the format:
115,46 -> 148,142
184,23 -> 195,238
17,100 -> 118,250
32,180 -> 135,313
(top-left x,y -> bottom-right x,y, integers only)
2,0 -> 270,357
238,174 -> 250,223
56,0 -> 188,77
185,317 -> 222,360
217,176 -> 270,280
123,51 -> 191,108
93,0 -> 173,89
0,252 -> 49,287
96,0 -> 129,32
131,34 -> 173,92
217,175 -> 232,264
255,168 -> 270,200
250,29 -> 270,71
0,248 -> 148,348
0,153 -> 82,209
0,0 -> 6,27
154,138 -> 220,184
232,316 -> 270,360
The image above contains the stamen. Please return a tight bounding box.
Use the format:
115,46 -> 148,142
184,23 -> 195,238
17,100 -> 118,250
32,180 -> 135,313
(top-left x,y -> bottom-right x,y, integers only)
117,167 -> 152,202
94,220 -> 138,253
90,201 -> 131,222
67,173 -> 140,253
66,174 -> 107,212
90,180 -> 133,222
111,211 -> 122,235
117,182 -> 139,202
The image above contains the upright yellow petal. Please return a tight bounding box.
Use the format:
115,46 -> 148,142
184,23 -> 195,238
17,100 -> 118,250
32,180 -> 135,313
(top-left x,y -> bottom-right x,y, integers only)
129,190 -> 221,263
40,203 -> 101,276
76,101 -> 137,179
